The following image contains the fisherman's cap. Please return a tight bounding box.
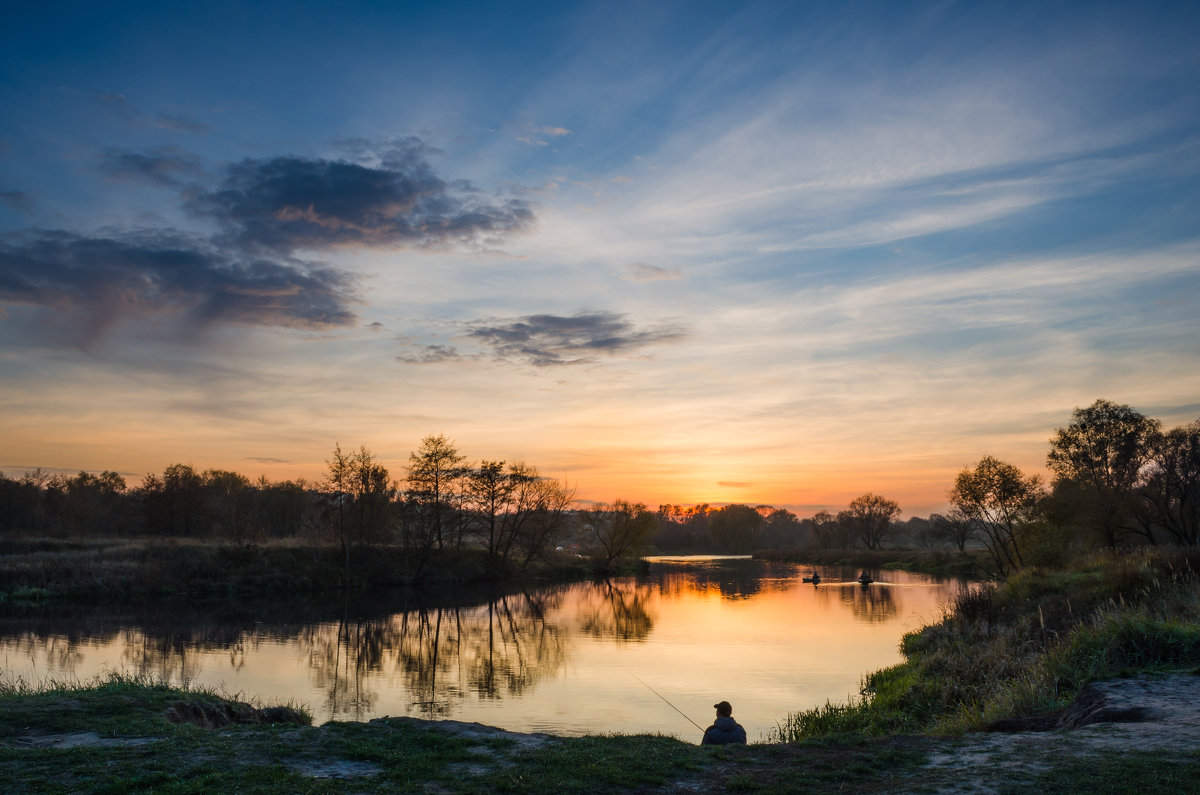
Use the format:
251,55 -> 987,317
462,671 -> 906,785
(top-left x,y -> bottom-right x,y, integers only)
714,700 -> 732,714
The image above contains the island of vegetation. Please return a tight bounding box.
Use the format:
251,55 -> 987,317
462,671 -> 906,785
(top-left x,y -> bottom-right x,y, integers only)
2,398 -> 1198,792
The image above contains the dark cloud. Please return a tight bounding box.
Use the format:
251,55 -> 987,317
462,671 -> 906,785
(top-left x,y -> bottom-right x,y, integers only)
466,311 -> 685,366
396,344 -> 462,364
246,457 -> 291,464
99,147 -> 202,187
0,190 -> 34,213
0,230 -> 357,344
190,143 -> 533,252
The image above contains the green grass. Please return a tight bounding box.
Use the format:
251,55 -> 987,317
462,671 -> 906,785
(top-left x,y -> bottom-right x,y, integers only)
0,674 -> 939,794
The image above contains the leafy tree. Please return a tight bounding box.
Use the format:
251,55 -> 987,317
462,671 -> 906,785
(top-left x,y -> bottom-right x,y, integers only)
949,456 -> 1044,578
142,464 -> 205,536
843,493 -> 901,550
761,507 -> 805,549
587,499 -> 655,566
1141,420 -> 1200,546
1047,399 -> 1160,546
807,510 -> 844,549
708,504 -> 763,553
203,469 -> 253,541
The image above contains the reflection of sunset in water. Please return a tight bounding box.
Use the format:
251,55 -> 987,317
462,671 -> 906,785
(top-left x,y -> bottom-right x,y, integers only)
0,558 -> 966,741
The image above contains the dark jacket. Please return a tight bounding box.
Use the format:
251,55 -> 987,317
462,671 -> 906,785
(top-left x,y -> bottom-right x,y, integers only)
701,716 -> 747,745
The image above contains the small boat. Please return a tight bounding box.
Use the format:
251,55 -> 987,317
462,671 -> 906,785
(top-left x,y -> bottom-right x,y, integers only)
802,572 -> 821,584
857,571 -> 874,586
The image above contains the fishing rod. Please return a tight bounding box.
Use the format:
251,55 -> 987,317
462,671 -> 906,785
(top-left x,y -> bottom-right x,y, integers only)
626,670 -> 705,732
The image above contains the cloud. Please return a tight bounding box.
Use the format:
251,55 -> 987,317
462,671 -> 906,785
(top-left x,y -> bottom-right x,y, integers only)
396,344 -> 462,364
518,125 -> 573,146
99,147 -> 202,187
625,262 -> 682,282
466,311 -> 685,366
0,230 -> 357,344
0,190 -> 34,213
246,457 -> 291,464
191,143 -> 534,253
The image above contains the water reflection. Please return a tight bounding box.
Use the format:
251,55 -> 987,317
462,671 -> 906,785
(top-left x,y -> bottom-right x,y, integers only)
0,559 -> 968,739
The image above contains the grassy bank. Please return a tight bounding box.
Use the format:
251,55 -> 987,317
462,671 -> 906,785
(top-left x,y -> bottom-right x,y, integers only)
774,547 -> 1200,740
0,538 -> 592,603
0,674 -> 930,794
754,547 -> 989,579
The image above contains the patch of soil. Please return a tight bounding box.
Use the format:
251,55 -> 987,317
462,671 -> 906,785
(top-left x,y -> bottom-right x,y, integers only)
922,673 -> 1200,794
286,758 -> 384,779
6,731 -> 162,749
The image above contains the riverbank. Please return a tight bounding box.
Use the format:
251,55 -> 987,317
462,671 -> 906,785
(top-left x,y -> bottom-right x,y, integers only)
3,672 -> 1198,793
0,537 -> 593,604
774,547 -> 1200,739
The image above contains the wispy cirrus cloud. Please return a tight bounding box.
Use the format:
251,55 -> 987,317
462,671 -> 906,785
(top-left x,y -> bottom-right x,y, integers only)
625,262 -> 682,282
99,147 -> 203,187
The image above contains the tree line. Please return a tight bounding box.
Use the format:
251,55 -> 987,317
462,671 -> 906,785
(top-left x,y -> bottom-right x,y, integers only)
2,399 -> 1195,580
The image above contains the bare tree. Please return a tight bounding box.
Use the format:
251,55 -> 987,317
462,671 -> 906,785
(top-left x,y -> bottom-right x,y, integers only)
587,499 -> 655,566
844,493 -> 901,550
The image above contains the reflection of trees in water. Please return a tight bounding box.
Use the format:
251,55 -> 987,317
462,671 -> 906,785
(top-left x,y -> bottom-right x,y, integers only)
298,590 -> 569,720
810,583 -> 899,623
646,559 -> 798,600
577,580 -> 655,642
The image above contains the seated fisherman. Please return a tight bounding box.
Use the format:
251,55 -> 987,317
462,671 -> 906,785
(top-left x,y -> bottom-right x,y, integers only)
701,700 -> 747,745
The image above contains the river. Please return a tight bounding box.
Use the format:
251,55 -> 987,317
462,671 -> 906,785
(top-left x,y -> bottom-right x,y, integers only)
0,556 -> 967,742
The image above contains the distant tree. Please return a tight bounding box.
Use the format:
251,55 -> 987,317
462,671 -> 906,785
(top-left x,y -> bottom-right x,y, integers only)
61,470 -> 127,536
949,456 -> 1044,579
1140,419 -> 1200,546
324,444 -> 355,573
843,493 -> 901,550
1047,399 -> 1160,546
142,464 -> 205,536
761,508 -> 804,549
350,446 -> 394,546
808,510 -> 843,549
406,434 -> 467,553
588,500 -> 656,566
929,511 -> 973,552
203,469 -> 253,542
708,504 -> 763,553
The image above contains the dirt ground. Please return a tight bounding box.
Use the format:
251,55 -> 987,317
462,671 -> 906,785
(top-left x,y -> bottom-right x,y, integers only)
917,673 -> 1200,793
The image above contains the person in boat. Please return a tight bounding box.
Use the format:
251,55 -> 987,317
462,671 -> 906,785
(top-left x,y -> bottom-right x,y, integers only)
857,570 -> 873,585
701,700 -> 747,746
804,570 -> 821,584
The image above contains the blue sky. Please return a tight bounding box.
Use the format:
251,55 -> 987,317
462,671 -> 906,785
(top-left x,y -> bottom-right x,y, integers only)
2,0 -> 1198,515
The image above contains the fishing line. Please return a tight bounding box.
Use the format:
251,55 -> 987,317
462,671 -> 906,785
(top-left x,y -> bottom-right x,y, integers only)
626,670 -> 704,732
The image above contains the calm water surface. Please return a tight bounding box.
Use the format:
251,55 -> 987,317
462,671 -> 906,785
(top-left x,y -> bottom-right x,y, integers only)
0,557 -> 966,741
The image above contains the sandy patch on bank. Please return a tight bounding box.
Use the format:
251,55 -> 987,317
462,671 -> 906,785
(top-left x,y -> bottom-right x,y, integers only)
922,673 -> 1200,793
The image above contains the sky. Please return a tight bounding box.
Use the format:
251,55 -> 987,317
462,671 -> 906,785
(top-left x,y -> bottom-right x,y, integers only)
2,0 -> 1198,516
